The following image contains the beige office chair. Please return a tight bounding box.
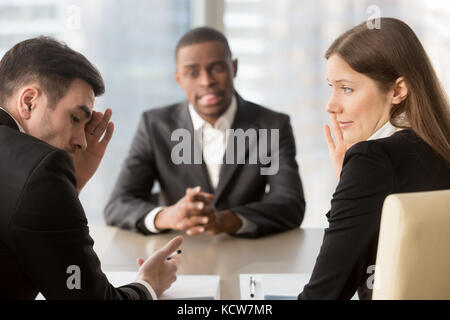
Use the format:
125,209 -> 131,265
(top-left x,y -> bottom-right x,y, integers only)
372,189 -> 450,300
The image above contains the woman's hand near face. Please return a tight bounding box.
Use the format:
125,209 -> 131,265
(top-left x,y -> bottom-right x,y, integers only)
324,113 -> 355,180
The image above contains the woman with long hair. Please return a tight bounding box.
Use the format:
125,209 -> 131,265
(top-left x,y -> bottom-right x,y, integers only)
298,17 -> 450,300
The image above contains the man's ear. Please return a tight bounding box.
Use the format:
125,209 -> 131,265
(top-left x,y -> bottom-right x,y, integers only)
17,85 -> 41,120
232,59 -> 238,78
174,70 -> 182,87
391,77 -> 408,105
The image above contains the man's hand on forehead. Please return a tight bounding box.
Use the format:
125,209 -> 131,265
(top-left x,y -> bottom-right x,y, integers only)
73,108 -> 114,194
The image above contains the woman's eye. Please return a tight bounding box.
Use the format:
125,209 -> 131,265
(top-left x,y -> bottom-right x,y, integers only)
342,87 -> 353,94
71,115 -> 80,124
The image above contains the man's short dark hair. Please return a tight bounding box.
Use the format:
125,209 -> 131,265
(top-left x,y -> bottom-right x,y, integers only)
0,36 -> 105,108
175,27 -> 232,60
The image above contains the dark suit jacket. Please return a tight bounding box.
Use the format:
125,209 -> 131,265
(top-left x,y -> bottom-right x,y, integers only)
0,109 -> 152,299
299,129 -> 450,300
104,93 -> 305,238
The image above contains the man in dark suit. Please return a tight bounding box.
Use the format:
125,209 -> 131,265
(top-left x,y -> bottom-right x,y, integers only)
0,37 -> 182,299
104,27 -> 305,238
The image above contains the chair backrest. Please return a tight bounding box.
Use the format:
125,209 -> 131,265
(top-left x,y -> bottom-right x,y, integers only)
372,189 -> 450,300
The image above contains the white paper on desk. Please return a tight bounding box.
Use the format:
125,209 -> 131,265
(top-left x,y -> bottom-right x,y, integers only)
240,273 -> 307,300
240,273 -> 358,300
107,271 -> 220,300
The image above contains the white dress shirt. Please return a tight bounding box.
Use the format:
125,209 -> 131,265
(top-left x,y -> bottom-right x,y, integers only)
368,120 -> 402,140
188,95 -> 237,190
145,96 -> 255,234
133,279 -> 158,300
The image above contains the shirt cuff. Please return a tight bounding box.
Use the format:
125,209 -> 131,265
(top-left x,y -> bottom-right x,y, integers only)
134,279 -> 158,300
234,213 -> 257,234
144,207 -> 165,233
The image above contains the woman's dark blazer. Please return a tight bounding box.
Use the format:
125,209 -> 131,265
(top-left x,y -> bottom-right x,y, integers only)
298,129 -> 450,300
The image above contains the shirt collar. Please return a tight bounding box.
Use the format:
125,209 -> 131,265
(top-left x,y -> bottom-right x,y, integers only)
0,107 -> 25,133
368,120 -> 401,140
188,95 -> 237,131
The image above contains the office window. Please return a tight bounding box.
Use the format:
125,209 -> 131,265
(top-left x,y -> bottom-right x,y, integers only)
224,0 -> 450,228
2,0 -> 448,229
0,0 -> 190,225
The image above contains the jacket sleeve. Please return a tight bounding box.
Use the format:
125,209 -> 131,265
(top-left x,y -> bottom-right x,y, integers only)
298,141 -> 394,299
104,114 -> 162,234
9,149 -> 153,300
229,115 -> 305,238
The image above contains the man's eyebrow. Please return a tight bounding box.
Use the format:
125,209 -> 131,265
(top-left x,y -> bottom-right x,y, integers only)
76,105 -> 92,121
182,60 -> 226,69
182,64 -> 199,69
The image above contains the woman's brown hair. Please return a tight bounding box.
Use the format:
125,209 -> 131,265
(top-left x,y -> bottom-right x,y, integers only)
326,17 -> 450,164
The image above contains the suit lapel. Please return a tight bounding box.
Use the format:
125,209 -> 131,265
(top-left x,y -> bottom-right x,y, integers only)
170,103 -> 214,194
0,108 -> 20,131
214,94 -> 257,205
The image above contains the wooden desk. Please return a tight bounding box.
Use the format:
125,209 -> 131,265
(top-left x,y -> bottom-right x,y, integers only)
96,227 -> 325,299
